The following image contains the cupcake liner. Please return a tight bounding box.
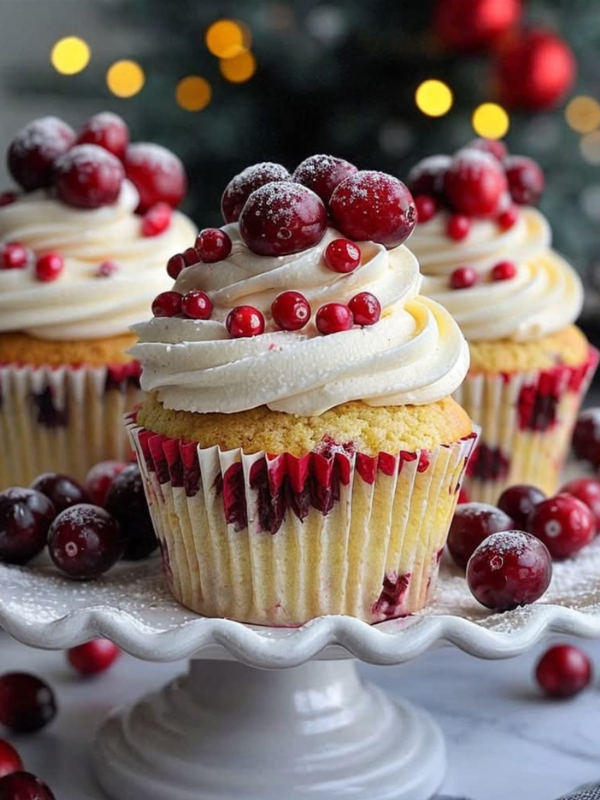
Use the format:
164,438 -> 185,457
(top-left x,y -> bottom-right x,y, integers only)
0,362 -> 141,487
453,347 -> 599,504
127,413 -> 477,626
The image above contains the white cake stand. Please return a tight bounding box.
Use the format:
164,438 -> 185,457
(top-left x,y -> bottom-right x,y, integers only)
2,539 -> 600,800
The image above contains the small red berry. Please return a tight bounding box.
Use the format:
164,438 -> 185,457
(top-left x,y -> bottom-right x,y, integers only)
415,194 -> 438,223
504,155 -> 545,206
407,155 -> 451,201
498,205 -> 519,231
48,504 -> 125,580
0,242 -> 32,270
67,639 -> 121,677
96,260 -> 119,278
8,116 -> 75,191
0,192 -> 18,208
466,138 -> 508,161
35,253 -> 64,283
457,487 -> 470,504
446,214 -> 471,241
528,494 -> 595,560
84,461 -> 128,507
141,202 -> 172,237
293,154 -> 358,204
195,228 -> 233,263
0,488 -> 56,565
54,145 -> 124,209
315,303 -> 354,335
182,290 -> 213,320
348,292 -> 381,326
0,740 -> 22,779
166,253 -> 187,280
324,238 -> 361,273
152,291 -> 182,317
498,484 -> 546,530
0,772 -> 55,800
183,247 -> 200,266
124,143 -> 187,213
271,291 -> 311,331
572,409 -> 600,467
0,673 -> 57,733
444,149 -> 508,218
448,502 -> 515,569
76,112 -> 130,160
535,645 -> 592,699
450,266 -> 478,290
560,478 -> 600,534
30,472 -> 89,514
491,260 -> 517,281
221,162 -> 291,224
226,305 -> 265,338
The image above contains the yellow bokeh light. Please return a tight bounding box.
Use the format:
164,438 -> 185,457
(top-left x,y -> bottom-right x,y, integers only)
176,76 -> 212,112
472,103 -> 510,140
106,60 -> 145,98
415,80 -> 453,118
206,19 -> 246,59
566,96 -> 600,134
50,36 -> 91,75
219,50 -> 257,84
580,131 -> 600,164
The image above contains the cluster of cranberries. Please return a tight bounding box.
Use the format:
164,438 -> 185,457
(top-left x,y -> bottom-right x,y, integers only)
449,259 -> 517,290
408,138 -> 545,242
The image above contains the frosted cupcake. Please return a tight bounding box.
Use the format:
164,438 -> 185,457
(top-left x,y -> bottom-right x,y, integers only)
127,156 -> 476,626
0,114 -> 196,486
408,141 -> 597,504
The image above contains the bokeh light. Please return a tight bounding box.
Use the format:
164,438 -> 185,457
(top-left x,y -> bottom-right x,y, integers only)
176,76 -> 212,111
50,36 -> 91,75
415,80 -> 453,117
106,60 -> 145,98
219,51 -> 257,83
580,131 -> 600,164
206,19 -> 247,59
472,103 -> 510,139
566,96 -> 600,134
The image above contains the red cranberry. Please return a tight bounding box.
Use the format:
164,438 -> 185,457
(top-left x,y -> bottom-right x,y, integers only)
8,117 -> 75,191
35,254 -> 64,283
30,472 -> 89,513
0,192 -> 18,208
498,205 -> 519,231
105,464 -> 157,560
504,155 -> 545,206
271,291 -> 311,331
166,253 -> 186,280
324,238 -> 361,273
315,303 -> 353,335
0,741 -> 22,779
444,150 -> 507,218
466,138 -> 508,161
84,461 -> 127,507
491,260 -> 517,281
348,292 -> 381,326
293,154 -> 358,205
152,291 -> 182,318
447,502 -> 515,569
124,143 -> 187,213
0,488 -> 55,565
446,214 -> 471,241
560,478 -> 600,534
76,112 -> 130,160
528,494 -> 595,560
415,194 -> 438,223
0,674 -> 56,733
54,144 -> 124,209
239,182 -> 327,257
535,645 -> 592,699
226,305 -> 265,338
572,409 -> 600,467
450,266 -> 478,290
67,639 -> 121,677
467,530 -> 552,611
0,773 -> 55,800
141,202 -> 172,237
221,162 -> 291,223
48,504 -> 125,579
182,290 -> 213,320
498,484 -> 546,530
183,247 -> 200,266
0,243 -> 32,270
458,486 -> 470,504
96,260 -> 118,278
330,171 -> 416,249
407,155 -> 451,201
195,228 -> 232,263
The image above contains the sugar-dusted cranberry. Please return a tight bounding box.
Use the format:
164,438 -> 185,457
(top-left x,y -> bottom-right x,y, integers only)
466,138 -> 508,161
415,194 -> 437,223
324,238 -> 361,273
105,464 -> 157,560
271,291 -> 311,331
330,171 -> 416,249
30,473 -> 89,514
76,112 -> 129,160
315,303 -> 353,335
293,154 -> 358,205
84,461 -> 127,507
48,504 -> 124,579
0,741 -> 22,779
406,155 -> 451,200
182,290 -> 213,320
572,409 -> 600,467
348,292 -> 381,326
498,205 -> 519,231
446,214 -> 470,241
0,192 -> 18,208
67,639 -> 121,677
528,494 -> 595,560
467,530 -> 552,611
504,155 -> 545,206
226,305 -> 265,338
152,291 -> 182,318
0,242 -> 32,270
491,260 -> 517,281
498,485 -> 546,530
8,117 -> 75,191
560,478 -> 600,534
141,202 -> 172,237
96,260 -> 119,278
447,502 -> 515,569
0,674 -> 56,733
54,144 -> 124,210
221,162 -> 291,223
450,266 -> 478,290
195,228 -> 232,263
239,182 -> 327,257
444,150 -> 507,217
35,253 -> 64,283
0,488 -> 55,565
535,644 -> 592,699
0,773 -> 55,800
124,143 -> 187,213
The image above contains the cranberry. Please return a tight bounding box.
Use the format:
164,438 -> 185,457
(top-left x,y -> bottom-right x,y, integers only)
166,253 -> 187,281
293,154 -> 358,205
458,486 -> 470,504
491,260 -> 517,281
0,243 -> 32,270
124,143 -> 187,213
560,478 -> 600,534
535,645 -> 592,699
330,171 -> 416,249
195,228 -> 232,263
67,639 -> 121,677
48,504 -> 125,579
0,489 -> 55,565
572,409 -> 600,467
467,530 -> 552,611
271,291 -> 311,331
54,144 -> 124,210
450,266 -> 478,290
221,162 -> 291,223
348,292 -> 381,326
8,117 -> 75,191
0,741 -> 22,779
96,260 -> 118,278
498,484 -> 546,530
141,202 -> 172,237
528,494 -> 595,560
35,254 -> 64,283
226,305 -> 265,338
84,461 -> 127,507
466,138 -> 508,161
315,303 -> 353,335
0,674 -> 56,733
415,194 -> 437,223
30,473 -> 89,513
447,502 -> 515,569
446,214 -> 471,241
152,291 -> 182,318
444,150 -> 507,218
324,239 -> 361,273
182,290 -> 213,320
0,192 -> 18,208
76,112 -> 129,160
105,464 -> 157,560
406,155 -> 451,200
183,247 -> 200,266
239,182 -> 327,256
504,155 -> 545,206
498,205 -> 519,231
0,773 -> 55,800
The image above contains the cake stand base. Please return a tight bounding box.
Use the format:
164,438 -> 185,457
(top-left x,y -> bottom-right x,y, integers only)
93,659 -> 446,800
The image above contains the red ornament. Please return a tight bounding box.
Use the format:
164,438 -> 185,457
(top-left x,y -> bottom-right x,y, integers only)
0,740 -> 22,779
182,290 -> 213,320
535,645 -> 592,699
315,303 -> 353,335
226,305 -> 265,338
195,228 -> 232,263
491,260 -> 517,281
35,253 -> 64,283
446,214 -> 471,241
348,292 -> 381,326
528,494 -> 595,560
67,639 -> 121,677
141,202 -> 172,237
324,239 -> 361,273
152,291 -> 182,318
450,266 -> 478,290
271,291 -> 311,331
434,0 -> 522,52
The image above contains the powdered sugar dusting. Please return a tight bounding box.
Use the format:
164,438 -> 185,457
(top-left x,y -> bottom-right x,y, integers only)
55,143 -> 121,172
11,116 -> 74,157
125,143 -> 183,174
85,112 -> 124,132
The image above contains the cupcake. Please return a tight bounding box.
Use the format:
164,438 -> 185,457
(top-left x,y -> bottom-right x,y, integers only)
127,157 -> 476,626
408,140 -> 598,504
0,113 -> 196,487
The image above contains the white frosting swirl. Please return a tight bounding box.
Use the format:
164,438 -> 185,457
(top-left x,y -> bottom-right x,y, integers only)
131,225 -> 470,416
410,207 -> 583,342
0,180 -> 196,340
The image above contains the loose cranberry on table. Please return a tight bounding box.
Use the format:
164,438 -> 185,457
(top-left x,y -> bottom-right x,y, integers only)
124,143 -> 187,213
447,502 -> 515,569
0,772 -> 55,800
54,144 -> 124,209
504,155 -> 545,206
0,673 -> 56,733
84,461 -> 127,507
67,639 -> 121,677
105,464 -> 157,560
324,238 -> 361,273
466,530 -> 552,612
466,138 -> 508,162
406,155 -> 451,201
195,228 -> 232,263
181,290 -> 213,320
48,504 -> 125,579
221,162 -> 291,223
560,478 -> 600,534
30,472 -> 90,514
315,303 -> 354,335
572,409 -> 600,467
0,243 -> 32,271
497,484 -> 546,530
76,112 -> 130,160
8,116 -> 75,191
528,494 -> 595,560
348,292 -> 381,326
140,202 -> 172,237
446,214 -> 470,241
444,149 -> 507,217
271,291 -> 311,331
293,154 -> 358,205
35,254 -> 64,283
152,291 -> 182,318
0,741 -> 22,780
450,266 -> 478,290
535,644 -> 592,699
0,489 -> 55,565
226,305 -> 265,338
